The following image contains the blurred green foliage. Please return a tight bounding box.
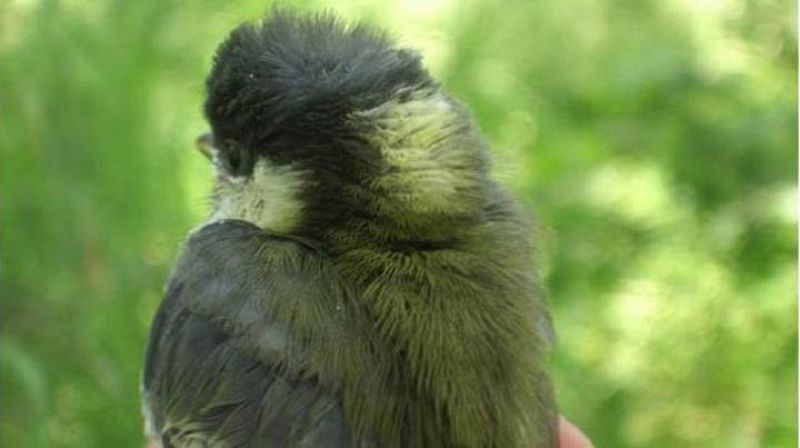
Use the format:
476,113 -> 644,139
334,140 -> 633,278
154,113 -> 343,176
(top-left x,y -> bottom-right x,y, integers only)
1,0 -> 795,447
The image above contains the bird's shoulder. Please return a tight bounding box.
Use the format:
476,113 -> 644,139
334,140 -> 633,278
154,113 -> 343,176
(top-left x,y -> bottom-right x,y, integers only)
142,219 -> 357,447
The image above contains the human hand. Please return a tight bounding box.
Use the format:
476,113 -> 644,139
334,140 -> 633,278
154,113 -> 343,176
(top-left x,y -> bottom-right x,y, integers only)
559,416 -> 594,448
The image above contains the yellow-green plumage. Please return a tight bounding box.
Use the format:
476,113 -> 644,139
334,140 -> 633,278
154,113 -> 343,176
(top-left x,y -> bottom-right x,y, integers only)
142,8 -> 557,447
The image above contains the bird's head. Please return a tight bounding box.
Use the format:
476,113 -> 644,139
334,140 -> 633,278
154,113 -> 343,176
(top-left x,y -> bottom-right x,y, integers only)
200,10 -> 493,249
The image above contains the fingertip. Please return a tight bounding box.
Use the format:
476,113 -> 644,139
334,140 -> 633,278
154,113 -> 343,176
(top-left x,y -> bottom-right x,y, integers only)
559,416 -> 594,448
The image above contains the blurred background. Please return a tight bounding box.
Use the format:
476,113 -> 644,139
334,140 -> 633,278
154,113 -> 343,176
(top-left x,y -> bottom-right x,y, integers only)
1,0 -> 796,446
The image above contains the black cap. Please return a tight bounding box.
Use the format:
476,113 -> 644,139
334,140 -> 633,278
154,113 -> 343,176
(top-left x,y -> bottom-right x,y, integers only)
204,9 -> 435,161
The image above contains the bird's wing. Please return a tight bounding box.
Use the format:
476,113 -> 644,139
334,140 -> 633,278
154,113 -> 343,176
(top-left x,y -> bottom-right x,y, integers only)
142,220 -> 354,448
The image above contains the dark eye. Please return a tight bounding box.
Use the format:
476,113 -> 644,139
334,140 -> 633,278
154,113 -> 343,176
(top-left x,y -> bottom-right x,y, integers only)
227,147 -> 241,172
222,140 -> 254,176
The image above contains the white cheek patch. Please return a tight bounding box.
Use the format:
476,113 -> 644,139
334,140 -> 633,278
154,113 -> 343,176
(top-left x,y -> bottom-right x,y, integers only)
208,158 -> 306,233
354,90 -> 483,216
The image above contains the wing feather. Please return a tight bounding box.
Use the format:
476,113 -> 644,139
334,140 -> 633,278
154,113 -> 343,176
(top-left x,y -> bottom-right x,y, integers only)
142,220 -> 353,447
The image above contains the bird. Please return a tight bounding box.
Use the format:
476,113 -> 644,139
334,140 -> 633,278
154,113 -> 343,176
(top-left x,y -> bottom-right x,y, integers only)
141,8 -> 558,448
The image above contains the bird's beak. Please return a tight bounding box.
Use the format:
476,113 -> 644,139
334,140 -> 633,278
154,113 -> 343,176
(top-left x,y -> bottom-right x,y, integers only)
195,132 -> 216,161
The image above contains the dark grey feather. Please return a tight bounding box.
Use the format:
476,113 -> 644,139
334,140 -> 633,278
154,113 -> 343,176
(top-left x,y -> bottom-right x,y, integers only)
143,220 -> 354,447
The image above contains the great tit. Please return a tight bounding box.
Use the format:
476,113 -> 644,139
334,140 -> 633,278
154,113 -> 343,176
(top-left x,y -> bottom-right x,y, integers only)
142,9 -> 557,447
